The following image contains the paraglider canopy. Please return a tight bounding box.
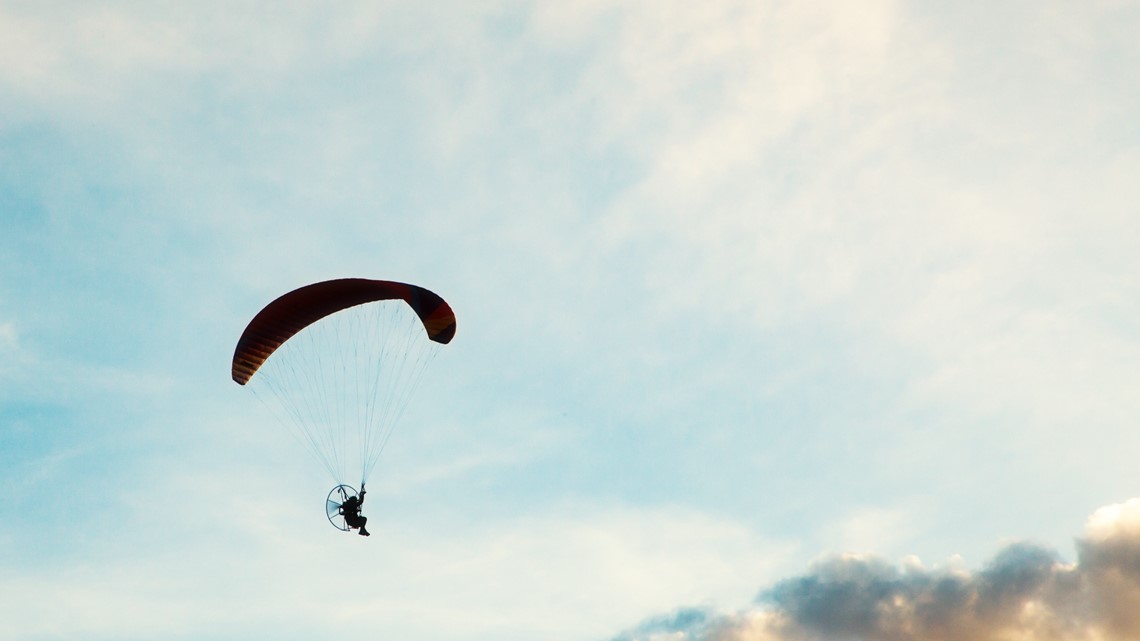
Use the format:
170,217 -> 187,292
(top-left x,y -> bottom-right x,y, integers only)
232,277 -> 455,488
232,278 -> 455,385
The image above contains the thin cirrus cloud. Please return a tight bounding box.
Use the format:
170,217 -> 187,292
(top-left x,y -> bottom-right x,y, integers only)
0,492 -> 796,641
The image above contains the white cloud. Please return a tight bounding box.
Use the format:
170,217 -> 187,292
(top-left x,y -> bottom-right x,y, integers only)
370,410 -> 574,495
0,468 -> 795,641
0,4 -> 204,108
530,0 -> 1139,365
0,321 -> 17,352
520,0 -> 1140,495
1084,498 -> 1140,544
822,503 -> 922,556
0,0 -> 521,110
0,321 -> 31,386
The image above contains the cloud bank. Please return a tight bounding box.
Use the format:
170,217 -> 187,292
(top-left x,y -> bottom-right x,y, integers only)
614,498 -> 1140,641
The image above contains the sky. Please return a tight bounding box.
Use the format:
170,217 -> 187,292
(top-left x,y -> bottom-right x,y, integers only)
1,1 -> 1138,639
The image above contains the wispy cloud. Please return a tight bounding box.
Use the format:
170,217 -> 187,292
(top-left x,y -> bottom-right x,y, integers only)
614,498 -> 1140,641
0,475 -> 795,641
0,322 -> 19,375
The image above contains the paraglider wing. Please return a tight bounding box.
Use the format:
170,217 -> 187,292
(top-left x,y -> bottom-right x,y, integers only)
232,278 -> 456,386
231,277 -> 455,488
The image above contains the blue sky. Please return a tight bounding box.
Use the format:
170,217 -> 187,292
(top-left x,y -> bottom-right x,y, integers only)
2,1 -> 1139,640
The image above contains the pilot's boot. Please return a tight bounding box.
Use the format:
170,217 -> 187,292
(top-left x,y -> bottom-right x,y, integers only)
359,527 -> 371,536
